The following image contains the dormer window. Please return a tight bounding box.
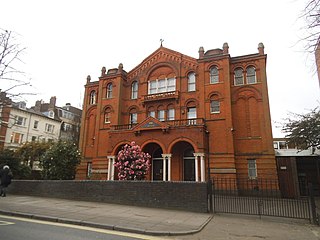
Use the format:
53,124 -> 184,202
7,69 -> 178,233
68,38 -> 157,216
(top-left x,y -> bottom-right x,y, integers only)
48,110 -> 54,118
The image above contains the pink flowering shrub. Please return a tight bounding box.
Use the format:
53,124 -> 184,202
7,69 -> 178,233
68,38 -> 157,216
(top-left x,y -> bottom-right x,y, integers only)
114,141 -> 151,180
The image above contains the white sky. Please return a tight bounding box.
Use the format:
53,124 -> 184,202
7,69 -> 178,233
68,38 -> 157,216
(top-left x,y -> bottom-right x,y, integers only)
1,0 -> 319,137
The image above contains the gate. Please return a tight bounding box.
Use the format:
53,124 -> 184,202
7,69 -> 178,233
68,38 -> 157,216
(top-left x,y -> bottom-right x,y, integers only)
212,178 -> 312,221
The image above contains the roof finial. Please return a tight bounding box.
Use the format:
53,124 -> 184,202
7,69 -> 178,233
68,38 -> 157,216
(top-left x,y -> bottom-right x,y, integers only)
160,39 -> 164,47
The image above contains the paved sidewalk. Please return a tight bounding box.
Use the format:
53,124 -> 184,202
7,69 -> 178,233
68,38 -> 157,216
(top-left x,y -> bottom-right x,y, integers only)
0,195 -> 212,236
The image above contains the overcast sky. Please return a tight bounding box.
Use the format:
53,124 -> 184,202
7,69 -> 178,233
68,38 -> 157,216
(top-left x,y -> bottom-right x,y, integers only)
1,0 -> 319,137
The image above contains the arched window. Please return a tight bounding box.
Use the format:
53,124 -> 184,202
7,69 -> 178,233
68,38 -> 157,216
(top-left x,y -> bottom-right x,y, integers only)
106,83 -> 112,99
131,81 -> 138,99
104,108 -> 111,124
210,94 -> 220,114
246,66 -> 256,84
187,72 -> 196,92
210,100 -> 220,113
89,90 -> 96,105
157,106 -> 165,121
148,106 -> 155,118
129,109 -> 137,124
167,104 -> 175,121
234,68 -> 244,86
210,66 -> 219,84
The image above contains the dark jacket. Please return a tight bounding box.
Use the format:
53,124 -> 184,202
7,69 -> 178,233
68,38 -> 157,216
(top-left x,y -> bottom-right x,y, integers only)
0,168 -> 13,187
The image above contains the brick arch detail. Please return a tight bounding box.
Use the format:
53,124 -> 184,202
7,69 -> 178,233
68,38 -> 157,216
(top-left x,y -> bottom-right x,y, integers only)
168,137 -> 199,153
141,140 -> 166,154
111,141 -> 131,155
232,86 -> 262,102
145,62 -> 179,80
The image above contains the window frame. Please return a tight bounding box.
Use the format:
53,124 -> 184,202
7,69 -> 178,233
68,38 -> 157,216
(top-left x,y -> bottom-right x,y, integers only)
129,112 -> 138,124
106,83 -> 113,99
15,116 -> 26,126
248,159 -> 257,179
148,77 -> 176,95
234,68 -> 244,86
187,72 -> 196,92
157,109 -> 165,121
89,90 -> 96,105
33,120 -> 39,129
104,108 -> 111,124
210,100 -> 220,113
210,66 -> 219,84
167,108 -> 175,121
246,66 -> 257,84
45,123 -> 54,133
131,81 -> 138,99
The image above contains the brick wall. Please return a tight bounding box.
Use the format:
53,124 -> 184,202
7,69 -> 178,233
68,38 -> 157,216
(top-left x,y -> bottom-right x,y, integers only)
8,180 -> 208,213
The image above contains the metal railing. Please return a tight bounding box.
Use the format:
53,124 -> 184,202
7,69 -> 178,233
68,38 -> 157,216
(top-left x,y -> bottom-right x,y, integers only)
212,178 -> 312,221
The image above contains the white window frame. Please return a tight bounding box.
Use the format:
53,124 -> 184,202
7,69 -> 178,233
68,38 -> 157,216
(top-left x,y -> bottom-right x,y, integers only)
15,116 -> 26,126
148,77 -> 176,94
33,120 -> 39,129
234,68 -> 244,86
148,111 -> 155,118
248,159 -> 257,179
158,110 -> 165,121
167,108 -> 175,121
10,132 -> 24,144
246,66 -> 257,84
130,112 -> 137,124
89,91 -> 96,105
188,72 -> 196,92
210,66 -> 219,84
45,123 -> 54,133
131,81 -> 138,99
106,83 -> 113,99
104,110 -> 111,124
210,100 -> 220,113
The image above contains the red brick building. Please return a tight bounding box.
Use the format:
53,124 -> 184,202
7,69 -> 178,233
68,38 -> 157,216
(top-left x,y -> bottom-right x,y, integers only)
76,43 -> 278,182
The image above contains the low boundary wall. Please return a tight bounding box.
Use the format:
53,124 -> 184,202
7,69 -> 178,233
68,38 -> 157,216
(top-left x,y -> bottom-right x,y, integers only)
8,180 -> 208,213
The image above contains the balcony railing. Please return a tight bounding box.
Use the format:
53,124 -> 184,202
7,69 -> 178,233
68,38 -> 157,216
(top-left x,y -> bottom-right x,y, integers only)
111,123 -> 138,131
110,118 -> 205,131
142,90 -> 179,103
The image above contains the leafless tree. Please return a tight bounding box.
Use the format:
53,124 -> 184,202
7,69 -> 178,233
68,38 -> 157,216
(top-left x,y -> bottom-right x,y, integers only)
0,28 -> 34,100
0,29 -> 35,146
301,0 -> 320,53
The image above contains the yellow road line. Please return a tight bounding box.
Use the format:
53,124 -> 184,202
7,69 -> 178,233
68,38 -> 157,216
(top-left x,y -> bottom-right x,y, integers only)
0,220 -> 15,226
0,215 -> 165,240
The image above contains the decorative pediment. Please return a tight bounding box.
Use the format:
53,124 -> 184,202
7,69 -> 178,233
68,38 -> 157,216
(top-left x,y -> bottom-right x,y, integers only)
127,47 -> 198,81
132,116 -> 169,134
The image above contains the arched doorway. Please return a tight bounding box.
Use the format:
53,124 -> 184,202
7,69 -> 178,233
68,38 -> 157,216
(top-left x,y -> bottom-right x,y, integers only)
184,148 -> 195,181
143,143 -> 164,181
171,141 -> 195,181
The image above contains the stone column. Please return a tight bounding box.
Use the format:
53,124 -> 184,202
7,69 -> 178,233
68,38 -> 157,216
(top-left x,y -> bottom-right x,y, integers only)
162,154 -> 167,181
111,156 -> 115,180
199,153 -> 205,182
194,153 -> 199,182
107,156 -> 112,180
107,156 -> 115,180
162,154 -> 172,181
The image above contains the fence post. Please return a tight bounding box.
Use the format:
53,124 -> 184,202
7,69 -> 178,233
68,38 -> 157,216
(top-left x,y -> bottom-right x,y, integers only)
207,179 -> 213,213
308,183 -> 317,224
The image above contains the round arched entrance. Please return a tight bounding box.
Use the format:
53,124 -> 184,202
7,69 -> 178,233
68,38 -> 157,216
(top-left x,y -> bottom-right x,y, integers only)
142,143 -> 164,181
171,141 -> 195,181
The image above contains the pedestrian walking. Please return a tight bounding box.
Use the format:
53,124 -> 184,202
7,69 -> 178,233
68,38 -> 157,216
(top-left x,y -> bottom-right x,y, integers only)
0,165 -> 13,197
